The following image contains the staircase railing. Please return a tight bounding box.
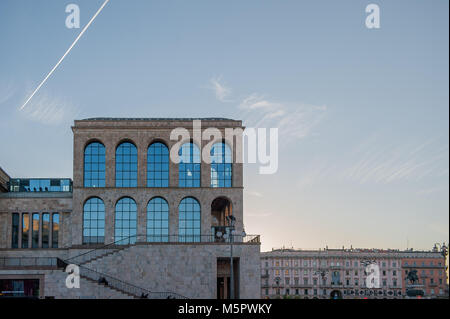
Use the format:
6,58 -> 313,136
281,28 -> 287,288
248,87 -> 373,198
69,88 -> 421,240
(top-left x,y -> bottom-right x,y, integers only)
67,233 -> 260,265
58,258 -> 187,299
66,235 -> 140,265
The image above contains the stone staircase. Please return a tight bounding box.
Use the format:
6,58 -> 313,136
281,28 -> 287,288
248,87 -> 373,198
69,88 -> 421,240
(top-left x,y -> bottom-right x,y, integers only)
61,236 -> 187,299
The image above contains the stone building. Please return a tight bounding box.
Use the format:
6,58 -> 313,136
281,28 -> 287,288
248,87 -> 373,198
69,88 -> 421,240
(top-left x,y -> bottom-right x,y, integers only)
0,118 -> 261,299
261,247 -> 448,299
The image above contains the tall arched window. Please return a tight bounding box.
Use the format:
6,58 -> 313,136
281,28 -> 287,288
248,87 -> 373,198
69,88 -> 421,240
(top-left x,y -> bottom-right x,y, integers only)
147,197 -> 169,242
178,197 -> 201,242
116,142 -> 138,187
210,142 -> 232,187
83,197 -> 105,244
84,142 -> 105,187
115,197 -> 137,244
147,142 -> 169,187
179,142 -> 201,187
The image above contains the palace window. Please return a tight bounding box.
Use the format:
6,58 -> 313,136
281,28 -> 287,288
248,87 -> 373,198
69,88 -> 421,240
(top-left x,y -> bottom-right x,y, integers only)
52,213 -> 59,248
178,197 -> 201,242
210,142 -> 232,187
32,213 -> 39,248
11,213 -> 19,249
84,142 -> 105,187
147,197 -> 169,242
83,197 -> 105,244
179,143 -> 201,187
147,142 -> 169,187
116,142 -> 138,187
22,213 -> 29,248
42,213 -> 50,248
115,197 -> 137,244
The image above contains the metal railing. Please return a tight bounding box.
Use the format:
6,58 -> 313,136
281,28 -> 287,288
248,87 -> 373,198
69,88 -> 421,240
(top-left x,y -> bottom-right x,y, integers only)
0,257 -> 58,268
58,259 -> 186,299
67,234 -> 260,265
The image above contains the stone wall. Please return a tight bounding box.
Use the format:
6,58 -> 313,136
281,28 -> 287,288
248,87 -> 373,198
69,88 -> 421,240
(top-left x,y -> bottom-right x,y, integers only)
80,243 -> 261,299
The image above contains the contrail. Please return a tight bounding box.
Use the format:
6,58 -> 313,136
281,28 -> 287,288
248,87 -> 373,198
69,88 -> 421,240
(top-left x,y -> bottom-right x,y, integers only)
20,0 -> 111,110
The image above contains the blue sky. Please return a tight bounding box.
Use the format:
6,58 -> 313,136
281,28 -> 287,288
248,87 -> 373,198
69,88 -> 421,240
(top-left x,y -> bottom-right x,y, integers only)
0,0 -> 448,251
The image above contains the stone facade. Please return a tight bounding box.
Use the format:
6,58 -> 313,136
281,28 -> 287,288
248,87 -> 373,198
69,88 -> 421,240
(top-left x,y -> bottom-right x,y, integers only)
261,248 -> 448,299
0,118 -> 261,299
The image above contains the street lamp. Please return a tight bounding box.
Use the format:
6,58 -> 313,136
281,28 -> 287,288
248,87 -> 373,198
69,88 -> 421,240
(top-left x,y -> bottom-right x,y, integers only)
225,215 -> 236,299
220,216 -> 246,299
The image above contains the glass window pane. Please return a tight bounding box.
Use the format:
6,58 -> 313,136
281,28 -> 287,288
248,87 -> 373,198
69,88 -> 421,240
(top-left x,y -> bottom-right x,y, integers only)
210,143 -> 232,188
84,142 -> 106,188
116,142 -> 138,187
52,213 -> 59,248
115,197 -> 137,244
147,197 -> 169,242
22,214 -> 29,248
178,197 -> 201,242
179,143 -> 201,187
147,143 -> 170,187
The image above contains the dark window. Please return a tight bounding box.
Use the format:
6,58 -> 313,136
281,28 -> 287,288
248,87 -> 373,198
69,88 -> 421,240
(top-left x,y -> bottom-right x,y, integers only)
32,213 -> 39,248
210,142 -> 232,187
84,142 -> 106,187
147,197 -> 169,242
178,197 -> 201,242
52,213 -> 59,248
22,213 -> 29,248
178,143 -> 201,187
116,142 -> 138,187
12,213 -> 19,249
115,197 -> 137,244
147,142 -> 169,187
83,198 -> 105,244
42,213 -> 50,248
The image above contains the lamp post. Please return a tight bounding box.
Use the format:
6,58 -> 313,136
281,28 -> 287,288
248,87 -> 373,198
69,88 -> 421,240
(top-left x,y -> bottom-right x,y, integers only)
225,215 -> 236,299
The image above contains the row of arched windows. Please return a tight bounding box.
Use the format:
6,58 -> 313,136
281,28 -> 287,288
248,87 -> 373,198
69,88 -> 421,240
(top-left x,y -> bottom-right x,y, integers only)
82,196 -> 201,245
84,141 -> 232,188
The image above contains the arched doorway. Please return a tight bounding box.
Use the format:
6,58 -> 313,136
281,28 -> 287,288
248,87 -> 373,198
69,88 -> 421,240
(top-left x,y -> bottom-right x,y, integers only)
211,197 -> 232,242
330,290 -> 343,299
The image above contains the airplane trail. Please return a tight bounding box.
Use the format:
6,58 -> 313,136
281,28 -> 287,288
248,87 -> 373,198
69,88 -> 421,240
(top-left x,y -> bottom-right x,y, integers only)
20,0 -> 111,110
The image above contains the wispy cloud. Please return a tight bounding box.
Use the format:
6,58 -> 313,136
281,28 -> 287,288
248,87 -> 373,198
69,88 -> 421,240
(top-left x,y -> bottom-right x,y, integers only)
208,76 -> 232,102
341,136 -> 449,185
18,91 -> 79,125
0,81 -> 16,105
416,185 -> 448,196
239,93 -> 327,146
246,190 -> 263,197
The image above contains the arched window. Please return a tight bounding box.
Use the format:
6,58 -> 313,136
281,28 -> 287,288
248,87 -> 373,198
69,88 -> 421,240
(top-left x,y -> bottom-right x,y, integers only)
84,142 -> 105,187
179,142 -> 201,187
115,197 -> 137,244
210,142 -> 232,187
147,142 -> 169,187
147,197 -> 169,242
178,197 -> 201,242
83,197 -> 105,244
116,142 -> 138,187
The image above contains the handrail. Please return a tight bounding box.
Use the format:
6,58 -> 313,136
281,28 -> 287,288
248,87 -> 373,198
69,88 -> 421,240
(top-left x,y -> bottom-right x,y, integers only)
67,234 -> 260,265
59,258 -> 187,299
66,235 -> 137,264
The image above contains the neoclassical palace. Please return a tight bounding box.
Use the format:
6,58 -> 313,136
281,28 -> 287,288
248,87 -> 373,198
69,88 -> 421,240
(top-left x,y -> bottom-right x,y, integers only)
0,118 -> 261,299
